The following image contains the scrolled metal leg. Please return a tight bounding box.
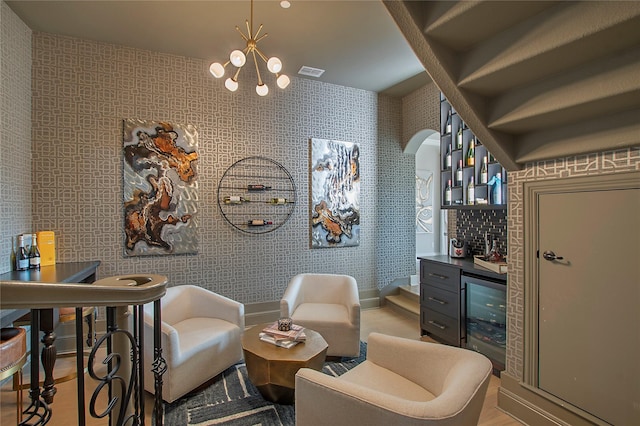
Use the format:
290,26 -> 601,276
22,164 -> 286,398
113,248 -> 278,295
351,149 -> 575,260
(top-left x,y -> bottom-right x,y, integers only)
152,299 -> 166,426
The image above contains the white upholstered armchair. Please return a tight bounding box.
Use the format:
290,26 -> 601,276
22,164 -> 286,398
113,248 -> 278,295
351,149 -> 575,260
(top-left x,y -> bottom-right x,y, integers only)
295,332 -> 492,426
280,273 -> 360,357
142,285 -> 244,403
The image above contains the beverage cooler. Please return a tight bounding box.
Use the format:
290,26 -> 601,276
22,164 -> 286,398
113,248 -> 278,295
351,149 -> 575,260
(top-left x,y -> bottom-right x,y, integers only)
463,274 -> 506,373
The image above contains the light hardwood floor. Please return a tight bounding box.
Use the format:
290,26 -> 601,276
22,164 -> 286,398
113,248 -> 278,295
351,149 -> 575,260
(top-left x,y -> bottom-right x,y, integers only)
1,306 -> 522,425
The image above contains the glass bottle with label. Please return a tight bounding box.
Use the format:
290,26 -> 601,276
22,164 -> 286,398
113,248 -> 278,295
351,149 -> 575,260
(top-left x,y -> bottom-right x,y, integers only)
480,155 -> 488,184
456,160 -> 463,186
445,110 -> 452,134
466,138 -> 475,166
445,143 -> 452,169
444,179 -> 452,205
456,126 -> 463,150
467,177 -> 475,205
29,233 -> 41,269
224,196 -> 250,204
16,234 -> 30,271
10,236 -> 16,271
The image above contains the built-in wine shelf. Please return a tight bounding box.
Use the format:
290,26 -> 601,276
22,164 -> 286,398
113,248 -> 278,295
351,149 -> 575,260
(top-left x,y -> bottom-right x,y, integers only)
217,156 -> 296,234
440,93 -> 507,209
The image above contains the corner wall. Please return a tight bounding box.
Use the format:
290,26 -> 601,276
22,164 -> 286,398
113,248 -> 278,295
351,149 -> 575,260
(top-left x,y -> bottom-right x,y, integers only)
26,32 -> 414,303
0,2 -> 31,274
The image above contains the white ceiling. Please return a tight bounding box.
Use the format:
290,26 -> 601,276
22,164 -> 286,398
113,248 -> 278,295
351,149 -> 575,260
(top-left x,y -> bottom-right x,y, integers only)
6,0 -> 431,97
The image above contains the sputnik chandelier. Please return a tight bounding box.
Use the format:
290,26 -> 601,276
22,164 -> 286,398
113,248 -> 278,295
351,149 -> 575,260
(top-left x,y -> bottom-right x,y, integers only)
209,0 -> 290,96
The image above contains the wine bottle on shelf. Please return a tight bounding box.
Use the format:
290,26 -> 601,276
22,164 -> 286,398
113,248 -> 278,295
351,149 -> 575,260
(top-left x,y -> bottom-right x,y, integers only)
247,184 -> 272,191
10,236 -> 16,271
16,234 -> 29,271
456,160 -> 463,186
444,179 -> 452,205
267,198 -> 289,205
445,110 -> 452,134
466,138 -> 475,166
224,196 -> 250,204
248,219 -> 273,226
29,233 -> 41,270
445,143 -> 452,169
456,126 -> 463,150
467,177 -> 475,205
480,156 -> 488,184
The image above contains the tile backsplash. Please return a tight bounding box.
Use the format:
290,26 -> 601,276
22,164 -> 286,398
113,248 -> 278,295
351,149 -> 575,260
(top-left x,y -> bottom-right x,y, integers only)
454,208 -> 507,257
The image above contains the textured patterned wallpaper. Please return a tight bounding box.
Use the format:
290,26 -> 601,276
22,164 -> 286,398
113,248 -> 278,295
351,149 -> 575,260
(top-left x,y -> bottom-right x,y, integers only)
401,80 -> 439,150
0,3 -> 31,274
27,32 -> 415,304
506,148 -> 640,378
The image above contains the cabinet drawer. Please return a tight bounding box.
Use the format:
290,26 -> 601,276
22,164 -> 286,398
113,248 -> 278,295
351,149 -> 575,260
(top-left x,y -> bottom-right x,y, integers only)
422,285 -> 459,318
422,308 -> 460,346
421,262 -> 460,291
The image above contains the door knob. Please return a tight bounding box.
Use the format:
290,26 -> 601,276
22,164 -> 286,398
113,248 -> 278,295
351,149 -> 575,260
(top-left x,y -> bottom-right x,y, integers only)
542,251 -> 564,261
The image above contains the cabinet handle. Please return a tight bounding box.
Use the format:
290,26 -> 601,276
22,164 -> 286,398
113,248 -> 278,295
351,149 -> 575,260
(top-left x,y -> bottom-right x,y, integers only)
428,296 -> 447,305
428,320 -> 446,330
428,273 -> 448,280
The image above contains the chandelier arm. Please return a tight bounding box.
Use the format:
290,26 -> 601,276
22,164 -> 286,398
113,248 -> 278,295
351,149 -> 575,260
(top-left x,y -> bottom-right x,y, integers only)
254,24 -> 264,40
254,47 -> 269,64
245,19 -> 252,39
235,25 -> 249,42
254,32 -> 268,44
252,50 -> 263,85
233,66 -> 242,80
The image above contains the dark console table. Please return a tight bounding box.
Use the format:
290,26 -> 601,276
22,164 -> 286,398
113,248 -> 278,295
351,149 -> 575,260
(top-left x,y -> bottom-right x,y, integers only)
0,261 -> 100,405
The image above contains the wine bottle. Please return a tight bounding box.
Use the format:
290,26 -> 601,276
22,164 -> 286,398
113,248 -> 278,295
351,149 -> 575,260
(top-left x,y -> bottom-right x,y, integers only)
267,198 -> 288,205
467,176 -> 475,205
445,143 -> 452,169
29,233 -> 41,269
224,196 -> 249,204
466,138 -> 475,166
247,184 -> 272,191
10,236 -> 16,271
16,234 -> 29,271
456,126 -> 463,150
248,219 -> 273,226
480,156 -> 488,184
456,160 -> 463,186
445,110 -> 452,134
444,180 -> 452,205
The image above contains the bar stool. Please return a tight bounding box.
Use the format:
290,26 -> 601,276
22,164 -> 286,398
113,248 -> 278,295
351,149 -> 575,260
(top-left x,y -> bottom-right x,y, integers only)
1,327 -> 27,423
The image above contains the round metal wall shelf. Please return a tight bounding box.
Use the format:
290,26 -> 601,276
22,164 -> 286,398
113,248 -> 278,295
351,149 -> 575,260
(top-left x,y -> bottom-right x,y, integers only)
217,156 -> 296,234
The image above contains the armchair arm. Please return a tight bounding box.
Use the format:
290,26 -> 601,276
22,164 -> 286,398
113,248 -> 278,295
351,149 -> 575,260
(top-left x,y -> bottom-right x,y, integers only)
295,368 -> 430,426
280,278 -> 303,317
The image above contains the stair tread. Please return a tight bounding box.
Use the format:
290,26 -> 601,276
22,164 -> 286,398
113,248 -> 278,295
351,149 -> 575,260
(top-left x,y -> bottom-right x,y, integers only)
385,294 -> 420,316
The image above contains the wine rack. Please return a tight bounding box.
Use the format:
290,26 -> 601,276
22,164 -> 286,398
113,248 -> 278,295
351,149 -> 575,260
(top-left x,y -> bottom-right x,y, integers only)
440,93 -> 507,209
217,156 -> 296,234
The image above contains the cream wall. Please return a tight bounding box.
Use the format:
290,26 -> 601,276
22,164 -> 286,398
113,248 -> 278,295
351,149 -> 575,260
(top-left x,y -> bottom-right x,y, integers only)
1,7 -> 416,303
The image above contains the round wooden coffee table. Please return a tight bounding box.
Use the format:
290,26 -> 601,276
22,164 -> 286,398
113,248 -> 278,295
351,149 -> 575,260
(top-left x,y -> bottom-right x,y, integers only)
242,323 -> 328,404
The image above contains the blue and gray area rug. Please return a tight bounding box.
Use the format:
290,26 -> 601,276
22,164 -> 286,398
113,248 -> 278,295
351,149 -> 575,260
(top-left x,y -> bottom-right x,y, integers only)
162,342 -> 367,426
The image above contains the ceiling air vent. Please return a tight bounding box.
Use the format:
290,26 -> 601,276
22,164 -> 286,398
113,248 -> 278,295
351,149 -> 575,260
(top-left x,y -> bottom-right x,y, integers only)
298,66 -> 325,78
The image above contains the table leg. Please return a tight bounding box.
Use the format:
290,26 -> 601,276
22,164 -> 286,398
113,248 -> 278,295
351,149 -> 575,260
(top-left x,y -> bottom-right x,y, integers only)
39,309 -> 58,404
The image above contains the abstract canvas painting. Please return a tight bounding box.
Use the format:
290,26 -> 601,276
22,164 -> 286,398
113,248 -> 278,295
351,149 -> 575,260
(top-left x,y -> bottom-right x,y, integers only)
122,119 -> 199,256
310,138 -> 360,248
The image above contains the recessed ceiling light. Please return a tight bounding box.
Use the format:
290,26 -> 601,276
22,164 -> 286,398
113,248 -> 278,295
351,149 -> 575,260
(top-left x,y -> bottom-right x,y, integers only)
298,66 -> 325,78
280,1 -> 291,9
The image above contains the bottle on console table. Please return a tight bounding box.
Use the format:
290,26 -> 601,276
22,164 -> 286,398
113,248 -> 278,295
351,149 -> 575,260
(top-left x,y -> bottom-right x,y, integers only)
16,234 -> 30,271
29,233 -> 41,269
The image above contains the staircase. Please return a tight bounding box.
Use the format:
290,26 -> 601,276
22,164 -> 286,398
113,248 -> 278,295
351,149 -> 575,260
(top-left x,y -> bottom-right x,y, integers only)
384,0 -> 640,170
385,283 -> 420,320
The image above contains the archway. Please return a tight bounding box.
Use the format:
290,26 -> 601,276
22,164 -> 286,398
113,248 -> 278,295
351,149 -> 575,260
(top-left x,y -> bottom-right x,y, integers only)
405,129 -> 443,277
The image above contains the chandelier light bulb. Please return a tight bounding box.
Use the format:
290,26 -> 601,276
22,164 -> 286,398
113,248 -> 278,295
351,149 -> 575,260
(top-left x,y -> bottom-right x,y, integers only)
225,78 -> 239,92
256,84 -> 269,96
277,74 -> 290,89
229,50 -> 246,67
209,62 -> 225,78
267,57 -> 283,74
